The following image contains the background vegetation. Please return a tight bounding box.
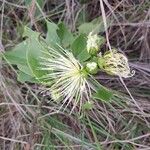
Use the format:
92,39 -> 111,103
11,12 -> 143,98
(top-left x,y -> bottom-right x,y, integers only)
0,0 -> 150,150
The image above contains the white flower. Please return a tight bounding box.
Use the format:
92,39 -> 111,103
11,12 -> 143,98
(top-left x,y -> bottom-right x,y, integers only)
40,45 -> 93,113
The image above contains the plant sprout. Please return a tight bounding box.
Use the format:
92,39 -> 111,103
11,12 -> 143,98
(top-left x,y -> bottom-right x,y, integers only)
4,23 -> 135,113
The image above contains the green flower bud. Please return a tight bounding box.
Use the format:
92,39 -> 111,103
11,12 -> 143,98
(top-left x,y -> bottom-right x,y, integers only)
87,32 -> 105,55
86,61 -> 98,74
98,49 -> 135,78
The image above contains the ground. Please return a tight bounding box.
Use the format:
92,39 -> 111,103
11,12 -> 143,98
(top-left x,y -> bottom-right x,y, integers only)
0,0 -> 150,150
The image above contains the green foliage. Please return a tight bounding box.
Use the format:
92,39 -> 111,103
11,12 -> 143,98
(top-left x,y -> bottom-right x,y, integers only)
91,79 -> 113,102
3,39 -> 39,83
17,71 -> 39,83
71,34 -> 91,62
46,21 -> 60,46
78,17 -> 112,34
93,88 -> 113,102
4,41 -> 27,66
25,27 -> 48,81
57,23 -> 74,47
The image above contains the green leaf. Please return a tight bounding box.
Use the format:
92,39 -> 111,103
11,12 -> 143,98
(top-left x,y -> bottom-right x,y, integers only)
57,23 -> 74,48
76,8 -> 88,25
17,71 -> 39,83
18,65 -> 33,76
93,87 -> 113,102
78,17 -> 112,34
3,40 -> 36,82
46,21 -> 60,46
23,25 -> 40,38
4,41 -> 28,66
24,27 -> 48,82
3,25 -> 58,84
71,34 -> 90,62
90,78 -> 113,102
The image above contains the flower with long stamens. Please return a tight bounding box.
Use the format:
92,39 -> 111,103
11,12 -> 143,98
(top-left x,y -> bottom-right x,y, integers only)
40,45 -> 93,112
98,49 -> 135,78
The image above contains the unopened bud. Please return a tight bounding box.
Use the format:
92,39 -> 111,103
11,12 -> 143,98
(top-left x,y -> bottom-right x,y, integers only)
86,61 -> 98,74
87,32 -> 105,55
98,50 -> 135,78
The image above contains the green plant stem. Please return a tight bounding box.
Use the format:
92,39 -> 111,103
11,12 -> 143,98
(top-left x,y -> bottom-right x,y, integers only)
86,113 -> 102,150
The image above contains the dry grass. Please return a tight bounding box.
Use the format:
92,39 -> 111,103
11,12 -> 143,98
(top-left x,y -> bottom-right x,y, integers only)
0,0 -> 150,150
